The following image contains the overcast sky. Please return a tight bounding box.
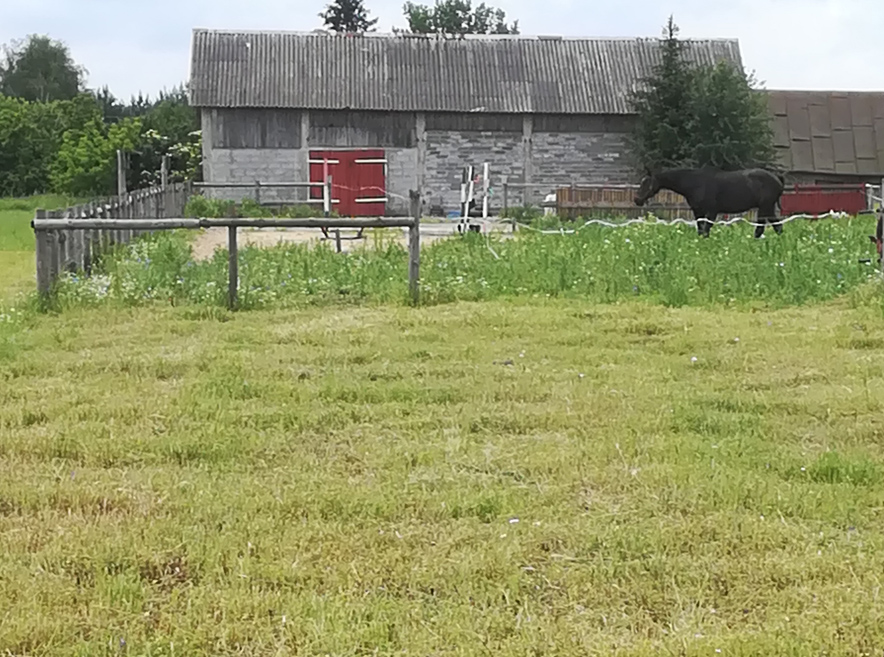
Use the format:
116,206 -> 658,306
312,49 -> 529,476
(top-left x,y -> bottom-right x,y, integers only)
1,0 -> 881,101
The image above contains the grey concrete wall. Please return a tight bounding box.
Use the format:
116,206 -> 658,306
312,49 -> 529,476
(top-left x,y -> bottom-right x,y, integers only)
424,130 -> 524,214
198,108 -> 641,216
200,110 -> 311,205
384,148 -> 419,215
528,132 -> 633,205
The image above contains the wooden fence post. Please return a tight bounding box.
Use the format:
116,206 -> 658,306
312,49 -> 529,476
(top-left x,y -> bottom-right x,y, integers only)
228,224 -> 238,311
408,190 -> 421,306
879,177 -> 884,277
34,209 -> 52,296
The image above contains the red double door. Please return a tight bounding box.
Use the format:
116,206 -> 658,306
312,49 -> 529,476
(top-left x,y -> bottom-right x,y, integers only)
309,149 -> 387,217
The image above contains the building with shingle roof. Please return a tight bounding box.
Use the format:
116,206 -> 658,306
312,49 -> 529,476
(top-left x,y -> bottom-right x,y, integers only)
766,90 -> 884,184
189,28 -> 743,215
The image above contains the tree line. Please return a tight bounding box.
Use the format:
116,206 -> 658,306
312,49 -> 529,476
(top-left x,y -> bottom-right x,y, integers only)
0,35 -> 201,199
0,4 -> 777,201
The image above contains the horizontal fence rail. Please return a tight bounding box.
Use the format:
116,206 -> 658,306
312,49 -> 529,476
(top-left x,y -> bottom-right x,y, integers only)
32,217 -> 417,231
33,181 -> 192,296
33,188 -> 423,309
194,180 -> 333,208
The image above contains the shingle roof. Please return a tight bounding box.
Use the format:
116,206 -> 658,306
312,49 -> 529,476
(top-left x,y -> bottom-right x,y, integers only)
767,90 -> 884,176
189,29 -> 743,115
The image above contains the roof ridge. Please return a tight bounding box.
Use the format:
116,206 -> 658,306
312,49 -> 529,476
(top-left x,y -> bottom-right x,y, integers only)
190,27 -> 739,43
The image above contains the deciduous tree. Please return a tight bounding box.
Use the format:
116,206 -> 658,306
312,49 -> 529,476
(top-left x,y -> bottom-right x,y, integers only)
402,0 -> 519,35
0,34 -> 85,102
319,0 -> 379,33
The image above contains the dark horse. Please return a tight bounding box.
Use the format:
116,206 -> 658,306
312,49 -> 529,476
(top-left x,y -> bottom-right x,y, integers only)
634,167 -> 786,238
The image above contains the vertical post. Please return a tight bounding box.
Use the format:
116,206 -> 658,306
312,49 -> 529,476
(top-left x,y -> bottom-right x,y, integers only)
34,209 -> 52,297
879,177 -> 884,277
255,180 -> 261,206
161,154 -> 169,190
323,178 -> 331,216
503,181 -> 512,229
460,167 -> 467,218
323,158 -> 330,216
335,229 -> 342,253
48,210 -> 61,283
159,157 -> 168,220
116,149 -> 127,196
482,162 -> 489,221
228,224 -> 238,311
408,190 -> 421,306
326,175 -> 333,216
467,165 -> 475,216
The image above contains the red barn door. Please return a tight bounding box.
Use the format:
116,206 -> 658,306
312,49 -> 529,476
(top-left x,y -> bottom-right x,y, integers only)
309,149 -> 387,217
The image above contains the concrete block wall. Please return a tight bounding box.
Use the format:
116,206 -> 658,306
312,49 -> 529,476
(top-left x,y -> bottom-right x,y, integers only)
424,131 -> 524,214
528,132 -> 634,206
199,108 -> 640,216
384,148 -> 419,215
202,148 -> 312,204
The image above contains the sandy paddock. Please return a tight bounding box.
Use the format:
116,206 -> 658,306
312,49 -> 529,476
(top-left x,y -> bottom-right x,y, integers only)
188,221 -> 514,261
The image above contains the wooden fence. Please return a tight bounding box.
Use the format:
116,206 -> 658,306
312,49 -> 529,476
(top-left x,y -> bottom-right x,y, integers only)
556,185 -> 716,220
33,181 -> 193,293
32,189 -> 424,309
555,182 -> 880,220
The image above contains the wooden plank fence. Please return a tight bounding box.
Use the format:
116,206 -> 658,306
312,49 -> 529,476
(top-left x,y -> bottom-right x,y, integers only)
556,182 -> 878,220
33,181 -> 192,294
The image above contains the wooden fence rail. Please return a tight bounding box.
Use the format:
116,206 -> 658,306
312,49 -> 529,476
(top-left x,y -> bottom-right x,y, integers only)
32,188 -> 423,309
32,181 -> 193,295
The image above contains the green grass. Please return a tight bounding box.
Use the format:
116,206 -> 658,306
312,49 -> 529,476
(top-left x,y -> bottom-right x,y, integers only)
0,194 -> 84,302
3,200 -> 884,653
2,298 -> 884,655
46,213 -> 884,312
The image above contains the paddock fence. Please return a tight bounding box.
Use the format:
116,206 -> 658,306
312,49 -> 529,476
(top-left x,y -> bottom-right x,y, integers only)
495,175 -> 883,221
32,181 -> 192,293
32,189 -> 424,309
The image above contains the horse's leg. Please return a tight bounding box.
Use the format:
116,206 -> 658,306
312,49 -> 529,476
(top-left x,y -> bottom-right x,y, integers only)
772,212 -> 783,235
705,213 -> 717,237
754,210 -> 766,239
692,207 -> 711,237
757,203 -> 779,237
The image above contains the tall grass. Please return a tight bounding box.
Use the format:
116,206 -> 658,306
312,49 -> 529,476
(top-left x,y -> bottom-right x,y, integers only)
48,214 -> 884,312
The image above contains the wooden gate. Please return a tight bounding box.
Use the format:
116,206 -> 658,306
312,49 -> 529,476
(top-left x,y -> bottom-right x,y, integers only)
309,149 -> 387,216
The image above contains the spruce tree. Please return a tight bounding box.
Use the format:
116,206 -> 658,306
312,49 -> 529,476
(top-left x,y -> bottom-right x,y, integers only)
626,16 -> 697,173
626,16 -> 778,174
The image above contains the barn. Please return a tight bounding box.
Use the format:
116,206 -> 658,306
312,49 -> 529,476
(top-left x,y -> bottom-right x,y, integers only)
767,90 -> 884,215
188,28 -> 742,216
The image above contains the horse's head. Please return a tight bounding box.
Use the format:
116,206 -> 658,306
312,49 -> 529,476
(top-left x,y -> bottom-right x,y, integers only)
634,170 -> 660,207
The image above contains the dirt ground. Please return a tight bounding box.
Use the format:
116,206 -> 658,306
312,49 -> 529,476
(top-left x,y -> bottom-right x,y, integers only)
189,220 -> 513,261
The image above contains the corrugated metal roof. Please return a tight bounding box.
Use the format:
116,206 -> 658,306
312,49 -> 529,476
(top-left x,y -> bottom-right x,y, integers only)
767,90 -> 884,175
189,29 -> 743,114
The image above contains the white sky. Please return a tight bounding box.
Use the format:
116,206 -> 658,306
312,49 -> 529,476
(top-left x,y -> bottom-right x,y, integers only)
1,0 -> 882,101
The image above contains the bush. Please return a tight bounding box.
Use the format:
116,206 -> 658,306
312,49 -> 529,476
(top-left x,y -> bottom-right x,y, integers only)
49,116 -> 142,196
0,92 -> 101,196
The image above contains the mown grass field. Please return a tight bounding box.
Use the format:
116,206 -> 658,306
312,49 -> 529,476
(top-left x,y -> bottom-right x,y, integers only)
3,203 -> 884,655
0,195 -> 81,303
